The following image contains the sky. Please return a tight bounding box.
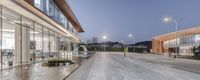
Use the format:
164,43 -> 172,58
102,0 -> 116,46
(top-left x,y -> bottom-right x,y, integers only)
68,0 -> 200,43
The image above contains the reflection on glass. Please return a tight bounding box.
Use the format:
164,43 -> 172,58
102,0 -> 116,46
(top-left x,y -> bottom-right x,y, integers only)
35,23 -> 43,61
2,19 -> 16,69
43,28 -> 49,59
22,17 -> 34,63
0,5 -> 76,70
0,5 -> 2,70
50,31 -> 56,58
2,7 -> 20,69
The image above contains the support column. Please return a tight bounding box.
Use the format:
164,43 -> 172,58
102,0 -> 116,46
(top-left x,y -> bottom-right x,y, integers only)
15,24 -> 21,66
21,27 -> 30,64
68,41 -> 71,52
15,26 -> 30,66
67,41 -> 71,59
0,5 -> 2,71
152,38 -> 162,54
73,43 -> 78,54
160,41 -> 163,53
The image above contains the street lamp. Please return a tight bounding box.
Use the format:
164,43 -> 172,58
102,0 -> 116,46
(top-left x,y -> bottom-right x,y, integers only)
102,35 -> 107,51
121,40 -> 125,49
163,16 -> 178,58
121,40 -> 124,47
128,33 -> 135,53
128,34 -> 132,38
121,40 -> 126,56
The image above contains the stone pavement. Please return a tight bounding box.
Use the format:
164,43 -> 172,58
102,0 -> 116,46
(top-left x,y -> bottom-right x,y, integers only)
66,52 -> 200,80
128,53 -> 200,74
0,62 -> 79,80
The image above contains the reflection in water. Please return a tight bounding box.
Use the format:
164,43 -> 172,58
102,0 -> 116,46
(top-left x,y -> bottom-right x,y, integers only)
0,56 -> 81,80
0,52 -> 95,80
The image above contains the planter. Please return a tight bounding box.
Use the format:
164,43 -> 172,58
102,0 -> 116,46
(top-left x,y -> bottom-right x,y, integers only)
70,61 -> 75,64
42,59 -> 73,67
48,63 -> 56,66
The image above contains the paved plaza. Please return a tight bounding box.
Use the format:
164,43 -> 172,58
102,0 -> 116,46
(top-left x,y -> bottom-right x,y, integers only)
66,52 -> 200,80
0,63 -> 79,80
1,52 -> 200,80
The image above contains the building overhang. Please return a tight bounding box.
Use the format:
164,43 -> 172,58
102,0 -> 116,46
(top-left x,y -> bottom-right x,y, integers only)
53,0 -> 84,33
22,0 -> 84,33
4,0 -> 81,43
153,25 -> 200,41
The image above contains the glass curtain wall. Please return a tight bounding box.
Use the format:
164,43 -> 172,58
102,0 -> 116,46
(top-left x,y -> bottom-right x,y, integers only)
35,23 -> 43,61
34,0 -> 48,14
43,28 -> 50,60
0,5 -> 2,70
2,6 -> 20,69
49,0 -> 55,19
0,4 -> 74,70
22,17 -> 34,63
55,33 -> 60,58
34,0 -> 78,36
59,37 -> 68,59
49,31 -> 57,58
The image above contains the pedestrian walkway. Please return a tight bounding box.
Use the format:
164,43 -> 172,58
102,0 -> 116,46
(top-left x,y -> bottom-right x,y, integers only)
65,53 -> 96,80
128,53 -> 200,74
0,62 -> 79,80
66,52 -> 200,80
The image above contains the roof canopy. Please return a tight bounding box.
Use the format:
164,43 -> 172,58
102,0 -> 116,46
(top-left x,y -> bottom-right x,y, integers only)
153,25 -> 200,41
54,0 -> 84,32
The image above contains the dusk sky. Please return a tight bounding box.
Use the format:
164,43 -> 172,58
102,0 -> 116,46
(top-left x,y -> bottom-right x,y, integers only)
68,0 -> 200,43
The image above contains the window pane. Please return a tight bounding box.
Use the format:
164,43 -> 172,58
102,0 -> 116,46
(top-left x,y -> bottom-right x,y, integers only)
49,31 -> 57,58
2,7 -> 20,22
54,7 -> 59,22
0,5 -> 2,70
35,23 -> 43,61
22,17 -> 34,63
2,7 -> 20,69
49,0 -> 55,19
2,19 -> 17,69
34,0 -> 44,11
43,28 -> 49,59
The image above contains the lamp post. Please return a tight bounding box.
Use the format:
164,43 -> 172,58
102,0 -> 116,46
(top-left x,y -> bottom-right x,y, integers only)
121,40 -> 124,48
163,17 -> 178,58
121,40 -> 126,56
128,33 -> 135,53
102,35 -> 107,51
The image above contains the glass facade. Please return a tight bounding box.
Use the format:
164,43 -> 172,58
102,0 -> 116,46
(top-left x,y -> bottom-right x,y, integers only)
34,0 -> 78,35
34,23 -> 43,61
0,5 -> 77,70
163,34 -> 200,55
43,28 -> 49,59
1,6 -> 20,69
163,35 -> 199,47
0,5 -> 2,70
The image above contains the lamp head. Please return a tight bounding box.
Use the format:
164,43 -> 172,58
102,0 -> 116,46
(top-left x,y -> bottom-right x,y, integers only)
128,34 -> 132,38
163,17 -> 172,23
102,36 -> 107,40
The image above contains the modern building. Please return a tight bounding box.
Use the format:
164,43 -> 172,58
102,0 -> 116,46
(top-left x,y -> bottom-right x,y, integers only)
0,0 -> 84,70
152,25 -> 200,56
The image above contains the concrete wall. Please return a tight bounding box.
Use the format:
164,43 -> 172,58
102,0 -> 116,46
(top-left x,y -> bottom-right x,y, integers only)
152,38 -> 164,54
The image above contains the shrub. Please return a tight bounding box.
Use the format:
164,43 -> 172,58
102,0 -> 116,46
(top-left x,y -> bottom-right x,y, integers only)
43,59 -> 73,66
